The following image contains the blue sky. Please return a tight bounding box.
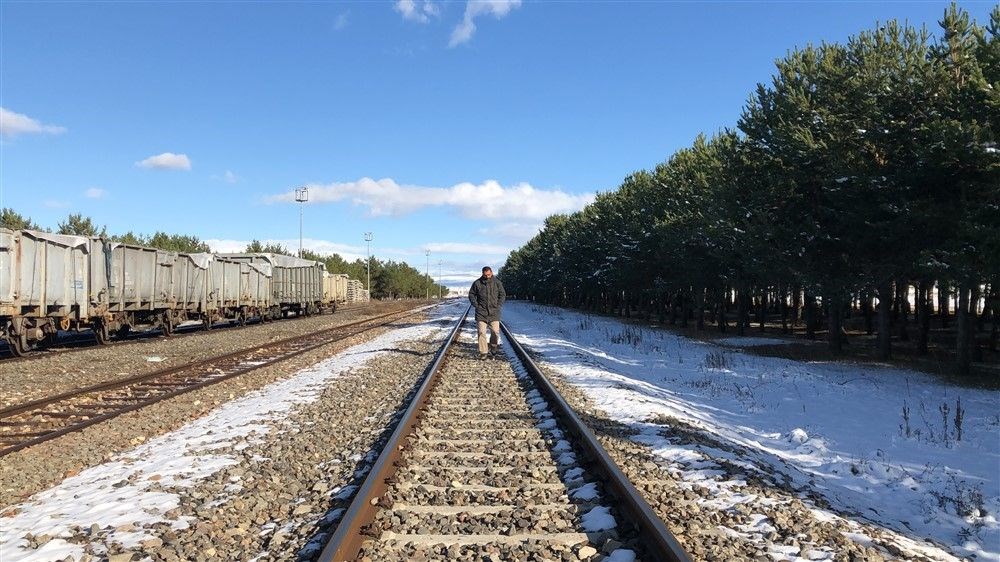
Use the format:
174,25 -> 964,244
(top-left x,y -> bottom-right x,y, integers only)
1,1 -> 994,288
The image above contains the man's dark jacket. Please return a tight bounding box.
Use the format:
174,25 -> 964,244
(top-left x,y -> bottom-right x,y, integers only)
469,276 -> 506,322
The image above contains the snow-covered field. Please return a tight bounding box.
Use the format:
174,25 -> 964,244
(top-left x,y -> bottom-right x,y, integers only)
504,302 -> 999,561
0,301 -> 466,561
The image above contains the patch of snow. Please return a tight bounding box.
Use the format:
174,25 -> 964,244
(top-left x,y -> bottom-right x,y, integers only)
716,336 -> 808,347
606,549 -> 637,562
788,428 -> 809,444
505,302 -> 998,560
570,482 -> 599,501
581,505 -> 616,531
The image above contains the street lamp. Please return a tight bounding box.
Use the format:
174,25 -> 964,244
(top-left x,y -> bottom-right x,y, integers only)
425,249 -> 431,300
364,232 -> 373,294
437,260 -> 443,299
295,186 -> 309,258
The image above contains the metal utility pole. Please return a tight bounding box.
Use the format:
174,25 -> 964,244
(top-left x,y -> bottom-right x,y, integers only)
364,232 -> 373,293
437,260 -> 443,299
425,249 -> 431,300
295,186 -> 309,258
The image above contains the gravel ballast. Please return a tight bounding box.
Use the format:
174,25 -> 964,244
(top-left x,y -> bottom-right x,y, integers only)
0,301 -> 423,409
355,325 -> 637,562
0,302 -> 465,561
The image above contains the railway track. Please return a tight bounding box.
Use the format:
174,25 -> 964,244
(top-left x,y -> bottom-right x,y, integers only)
0,304 -> 431,457
0,303 -> 369,362
319,307 -> 690,562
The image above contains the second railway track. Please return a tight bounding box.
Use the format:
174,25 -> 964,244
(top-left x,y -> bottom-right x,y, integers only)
0,304 -> 431,457
319,307 -> 690,562
0,302 -> 368,363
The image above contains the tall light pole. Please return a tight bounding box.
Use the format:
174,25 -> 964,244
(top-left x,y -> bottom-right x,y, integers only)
295,186 -> 309,258
364,232 -> 373,294
425,249 -> 431,300
437,260 -> 443,299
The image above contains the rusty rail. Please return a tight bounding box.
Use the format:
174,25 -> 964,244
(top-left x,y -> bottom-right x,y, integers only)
0,302 -> 373,362
501,321 -> 691,562
0,304 -> 432,456
317,305 -> 470,561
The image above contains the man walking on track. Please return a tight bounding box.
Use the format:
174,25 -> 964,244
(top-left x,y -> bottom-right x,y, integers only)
469,266 -> 506,360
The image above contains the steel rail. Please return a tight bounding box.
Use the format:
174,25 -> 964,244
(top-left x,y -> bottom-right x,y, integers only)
0,306 -> 418,419
317,305 -> 470,561
0,302 -> 370,363
318,308 -> 691,562
501,321 -> 691,562
0,304 -> 432,457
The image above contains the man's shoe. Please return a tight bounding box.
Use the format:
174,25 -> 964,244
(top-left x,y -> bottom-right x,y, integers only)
480,354 -> 489,360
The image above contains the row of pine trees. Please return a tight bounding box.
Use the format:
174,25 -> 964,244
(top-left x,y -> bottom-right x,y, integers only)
500,6 -> 999,375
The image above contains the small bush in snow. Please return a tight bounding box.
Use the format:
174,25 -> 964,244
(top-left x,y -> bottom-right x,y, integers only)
606,325 -> 643,347
954,397 -> 964,443
900,398 -> 965,446
930,475 -> 986,521
703,350 -> 732,370
900,401 -> 912,438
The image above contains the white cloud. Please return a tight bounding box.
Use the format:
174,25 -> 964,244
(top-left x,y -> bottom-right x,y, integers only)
212,170 -> 239,183
424,242 -> 508,255
85,187 -> 108,199
43,199 -> 69,209
395,0 -> 438,23
0,107 -> 67,138
334,12 -> 349,30
449,0 -> 521,47
136,152 -> 192,171
267,177 -> 593,222
480,221 -> 543,243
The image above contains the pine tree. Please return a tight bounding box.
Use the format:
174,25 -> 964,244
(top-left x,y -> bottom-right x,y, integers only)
57,213 -> 106,237
0,208 -> 41,230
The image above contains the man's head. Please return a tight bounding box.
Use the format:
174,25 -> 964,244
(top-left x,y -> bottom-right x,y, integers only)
482,266 -> 493,279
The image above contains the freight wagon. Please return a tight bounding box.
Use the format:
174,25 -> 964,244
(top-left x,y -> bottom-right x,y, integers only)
216,253 -> 326,318
1,229 -> 98,354
324,272 -> 349,309
1,229 -> 363,356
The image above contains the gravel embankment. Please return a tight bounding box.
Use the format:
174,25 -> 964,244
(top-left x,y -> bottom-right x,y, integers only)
0,302 -> 434,510
0,300 -> 424,409
531,354 -> 951,562
1,306 -> 459,561
97,333 -> 446,562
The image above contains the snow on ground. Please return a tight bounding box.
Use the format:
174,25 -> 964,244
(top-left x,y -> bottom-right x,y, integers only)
0,301 -> 466,562
715,336 -> 812,347
504,302 -> 1000,561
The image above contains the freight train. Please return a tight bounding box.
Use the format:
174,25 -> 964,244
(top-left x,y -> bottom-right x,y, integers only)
0,228 -> 367,356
